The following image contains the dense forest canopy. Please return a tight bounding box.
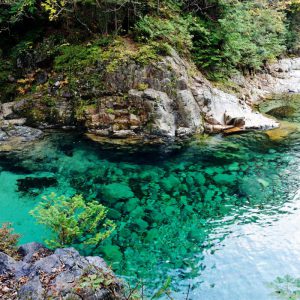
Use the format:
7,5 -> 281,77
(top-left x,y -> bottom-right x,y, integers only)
0,0 -> 300,82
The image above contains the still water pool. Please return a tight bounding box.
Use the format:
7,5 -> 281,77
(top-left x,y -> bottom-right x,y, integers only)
1,95 -> 300,299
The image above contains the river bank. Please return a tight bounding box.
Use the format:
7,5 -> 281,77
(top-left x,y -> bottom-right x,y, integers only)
0,242 -> 125,300
230,57 -> 300,102
2,52 -> 300,151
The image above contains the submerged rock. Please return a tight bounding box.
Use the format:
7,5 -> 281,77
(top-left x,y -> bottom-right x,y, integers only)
266,105 -> 296,118
102,183 -> 134,203
17,176 -> 58,193
213,173 -> 237,185
265,121 -> 299,141
0,243 -> 125,300
0,130 -> 9,141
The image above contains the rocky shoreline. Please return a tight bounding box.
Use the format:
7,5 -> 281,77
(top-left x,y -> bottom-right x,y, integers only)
1,52 -> 300,150
235,57 -> 300,101
0,242 -> 125,300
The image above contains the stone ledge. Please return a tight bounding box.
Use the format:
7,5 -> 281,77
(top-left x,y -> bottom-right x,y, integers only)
0,242 -> 125,300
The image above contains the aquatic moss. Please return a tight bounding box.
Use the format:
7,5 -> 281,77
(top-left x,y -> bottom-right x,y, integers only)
267,106 -> 296,118
101,244 -> 122,262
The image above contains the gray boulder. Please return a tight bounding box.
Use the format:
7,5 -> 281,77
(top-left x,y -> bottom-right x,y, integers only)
18,242 -> 46,262
5,126 -> 43,142
0,252 -> 17,275
0,243 -> 125,300
18,277 -> 44,300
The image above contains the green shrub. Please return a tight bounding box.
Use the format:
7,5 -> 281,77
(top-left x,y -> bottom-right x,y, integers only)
54,44 -> 102,72
192,0 -> 287,76
10,28 -> 45,61
0,58 -> 16,102
0,223 -> 20,259
136,83 -> 149,91
134,14 -> 194,54
30,193 -> 116,250
132,43 -> 160,65
286,2 -> 300,53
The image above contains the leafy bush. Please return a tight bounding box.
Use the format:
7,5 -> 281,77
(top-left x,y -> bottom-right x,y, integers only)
0,57 -> 16,103
191,18 -> 225,77
78,270 -> 117,291
0,0 -> 37,33
134,14 -> 194,54
192,0 -> 287,76
1,0 -> 298,84
30,193 -> 116,250
0,223 -> 20,258
286,2 -> 300,53
54,44 -> 102,72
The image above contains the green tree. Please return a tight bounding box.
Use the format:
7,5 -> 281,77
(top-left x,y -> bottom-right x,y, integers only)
286,1 -> 300,53
0,0 -> 37,33
192,0 -> 287,76
30,193 -> 116,250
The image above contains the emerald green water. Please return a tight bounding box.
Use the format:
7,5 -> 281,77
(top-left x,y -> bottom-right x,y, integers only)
1,94 -> 300,299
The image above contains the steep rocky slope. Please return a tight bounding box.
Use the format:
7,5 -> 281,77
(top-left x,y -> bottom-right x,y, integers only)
230,57 -> 300,101
2,49 -> 299,147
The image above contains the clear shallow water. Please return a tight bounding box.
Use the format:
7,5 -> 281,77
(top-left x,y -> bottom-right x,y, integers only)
1,95 -> 300,299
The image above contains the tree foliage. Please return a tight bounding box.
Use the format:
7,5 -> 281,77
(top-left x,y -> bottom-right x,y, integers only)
30,193 -> 116,250
1,0 -> 300,75
134,14 -> 195,54
192,0 -> 287,76
286,0 -> 300,53
0,0 -> 36,33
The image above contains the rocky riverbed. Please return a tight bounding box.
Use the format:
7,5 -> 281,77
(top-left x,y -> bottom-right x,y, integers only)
0,242 -> 125,300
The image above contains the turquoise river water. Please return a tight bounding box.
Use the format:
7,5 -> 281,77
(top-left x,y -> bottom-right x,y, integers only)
1,94 -> 300,299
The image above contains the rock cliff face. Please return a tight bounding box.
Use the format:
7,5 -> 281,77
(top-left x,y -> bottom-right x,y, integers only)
0,243 -> 124,300
1,50 -> 298,146
230,57 -> 300,102
76,49 -> 279,138
0,102 -> 43,151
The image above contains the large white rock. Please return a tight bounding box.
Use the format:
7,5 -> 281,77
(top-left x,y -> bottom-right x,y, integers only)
205,88 -> 279,129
